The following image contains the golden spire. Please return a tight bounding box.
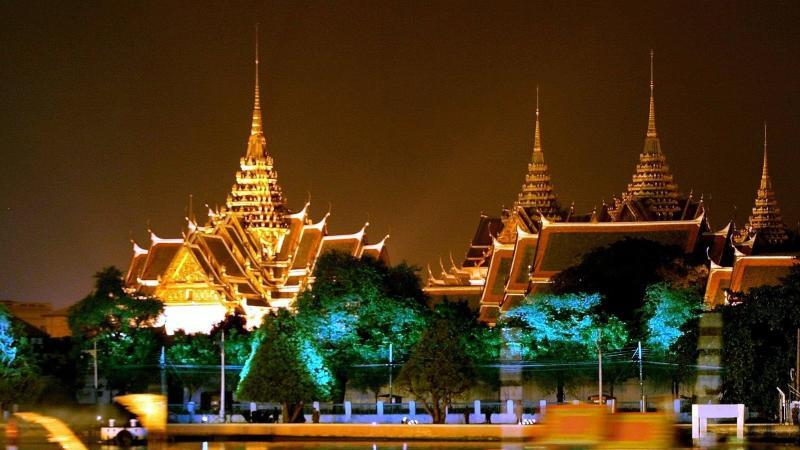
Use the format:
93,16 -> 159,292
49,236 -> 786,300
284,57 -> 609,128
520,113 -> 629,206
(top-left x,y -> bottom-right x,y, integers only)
614,50 -> 681,220
760,121 -> 770,189
515,86 -> 560,220
227,24 -> 289,249
647,49 -> 657,138
745,121 -> 787,246
247,23 -> 266,158
533,85 -> 542,154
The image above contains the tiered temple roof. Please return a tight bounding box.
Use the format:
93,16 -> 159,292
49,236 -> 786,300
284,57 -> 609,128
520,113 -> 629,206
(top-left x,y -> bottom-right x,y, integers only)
125,37 -> 389,333
515,88 -> 561,221
743,125 -> 788,246
224,41 -> 289,256
704,125 -> 796,307
427,54 -> 715,323
610,51 -> 681,221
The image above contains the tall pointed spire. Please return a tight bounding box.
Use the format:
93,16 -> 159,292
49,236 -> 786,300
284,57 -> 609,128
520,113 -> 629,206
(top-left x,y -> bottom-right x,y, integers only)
247,23 -> 266,158
227,24 -> 289,254
516,86 -> 560,220
533,85 -> 542,155
761,121 -> 769,188
746,122 -> 788,246
615,50 -> 681,220
647,49 -> 657,138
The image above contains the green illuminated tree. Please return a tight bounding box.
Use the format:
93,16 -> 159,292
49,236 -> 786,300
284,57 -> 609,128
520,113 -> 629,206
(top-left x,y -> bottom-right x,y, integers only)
68,266 -> 165,393
501,292 -> 628,401
0,305 -> 44,410
397,304 -> 478,423
720,266 -> 800,419
642,282 -> 703,351
295,251 -> 427,401
551,238 -> 705,335
236,310 -> 333,422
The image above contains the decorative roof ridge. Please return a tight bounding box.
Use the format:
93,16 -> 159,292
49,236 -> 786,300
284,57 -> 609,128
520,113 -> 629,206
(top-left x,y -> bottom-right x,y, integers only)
149,232 -> 183,245
132,241 -> 149,256
323,222 -> 369,241
363,234 -> 390,250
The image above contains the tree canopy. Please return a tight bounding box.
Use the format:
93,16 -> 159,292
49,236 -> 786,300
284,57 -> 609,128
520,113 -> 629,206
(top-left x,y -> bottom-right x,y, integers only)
68,266 -> 165,393
397,303 -> 479,423
236,309 -> 333,422
720,266 -> 800,418
551,238 -> 705,334
295,251 -> 428,400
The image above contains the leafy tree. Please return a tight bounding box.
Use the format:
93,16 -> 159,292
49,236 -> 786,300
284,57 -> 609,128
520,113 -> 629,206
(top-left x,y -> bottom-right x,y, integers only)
68,266 -> 165,393
166,331 -> 218,400
551,238 -> 704,335
236,310 -> 333,422
501,292 -> 628,401
397,305 -> 476,423
0,305 -> 44,409
295,251 -> 427,400
720,267 -> 800,419
642,282 -> 704,351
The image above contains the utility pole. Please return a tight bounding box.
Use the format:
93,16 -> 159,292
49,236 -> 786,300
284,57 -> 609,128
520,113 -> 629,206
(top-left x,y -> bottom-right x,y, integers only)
159,346 -> 167,397
795,328 -> 799,399
388,343 -> 394,403
597,330 -> 603,407
82,341 -> 99,403
638,341 -> 644,412
220,331 -> 226,422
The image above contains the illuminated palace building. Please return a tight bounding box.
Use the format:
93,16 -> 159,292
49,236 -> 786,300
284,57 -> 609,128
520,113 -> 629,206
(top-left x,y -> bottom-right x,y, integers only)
124,50 -> 388,334
426,54 -> 797,324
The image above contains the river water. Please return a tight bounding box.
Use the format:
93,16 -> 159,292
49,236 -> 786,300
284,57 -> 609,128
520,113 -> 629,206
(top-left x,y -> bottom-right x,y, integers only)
92,442 -> 800,450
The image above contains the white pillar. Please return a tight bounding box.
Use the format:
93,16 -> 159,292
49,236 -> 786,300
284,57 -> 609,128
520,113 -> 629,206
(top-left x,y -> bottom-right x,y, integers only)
408,400 -> 416,416
377,400 -> 384,416
474,400 -> 481,415
506,399 -> 514,415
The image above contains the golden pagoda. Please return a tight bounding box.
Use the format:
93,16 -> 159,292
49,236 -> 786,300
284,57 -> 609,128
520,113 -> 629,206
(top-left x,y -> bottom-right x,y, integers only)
224,36 -> 289,257
743,124 -> 788,246
125,35 -> 389,334
611,50 -> 681,221
515,87 -> 561,221
427,55 -> 709,323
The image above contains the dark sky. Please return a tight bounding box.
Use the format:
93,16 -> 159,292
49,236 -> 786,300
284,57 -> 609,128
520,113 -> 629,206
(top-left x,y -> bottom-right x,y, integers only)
1,1 -> 799,307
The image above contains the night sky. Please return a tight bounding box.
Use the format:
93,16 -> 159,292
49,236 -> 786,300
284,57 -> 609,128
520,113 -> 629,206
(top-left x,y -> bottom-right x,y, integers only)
2,1 -> 799,307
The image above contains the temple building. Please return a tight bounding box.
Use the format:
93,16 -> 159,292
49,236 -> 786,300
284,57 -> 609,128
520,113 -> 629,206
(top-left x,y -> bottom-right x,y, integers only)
125,42 -> 389,334
704,124 -> 798,306
426,52 -> 722,323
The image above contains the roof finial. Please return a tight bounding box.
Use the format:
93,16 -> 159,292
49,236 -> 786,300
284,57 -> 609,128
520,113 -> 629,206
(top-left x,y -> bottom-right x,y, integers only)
647,49 -> 657,138
533,85 -> 542,153
250,23 -> 263,137
761,121 -> 770,184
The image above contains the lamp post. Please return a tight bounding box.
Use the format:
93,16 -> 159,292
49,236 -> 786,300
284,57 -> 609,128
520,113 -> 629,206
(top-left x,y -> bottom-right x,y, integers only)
596,330 -> 602,407
388,343 -> 393,404
82,340 -> 99,403
220,331 -> 226,422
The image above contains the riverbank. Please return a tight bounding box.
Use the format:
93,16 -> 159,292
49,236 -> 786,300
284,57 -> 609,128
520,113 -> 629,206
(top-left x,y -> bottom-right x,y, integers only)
167,423 -> 540,441
167,422 -> 800,442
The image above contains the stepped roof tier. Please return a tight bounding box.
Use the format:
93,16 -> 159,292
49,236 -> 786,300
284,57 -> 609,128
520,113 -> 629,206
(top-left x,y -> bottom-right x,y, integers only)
741,124 -> 788,247
704,126 -> 796,307
426,59 -> 715,324
515,88 -> 561,221
125,35 -> 389,334
610,51 -> 682,221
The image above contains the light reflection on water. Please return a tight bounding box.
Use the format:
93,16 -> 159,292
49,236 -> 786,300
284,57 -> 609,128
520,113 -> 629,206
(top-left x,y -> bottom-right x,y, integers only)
92,443 -> 800,450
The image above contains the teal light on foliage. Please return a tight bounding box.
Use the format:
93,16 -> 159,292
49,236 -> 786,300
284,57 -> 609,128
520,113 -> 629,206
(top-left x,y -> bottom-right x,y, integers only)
238,336 -> 262,383
0,310 -> 17,366
643,283 -> 702,351
300,339 -> 333,396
